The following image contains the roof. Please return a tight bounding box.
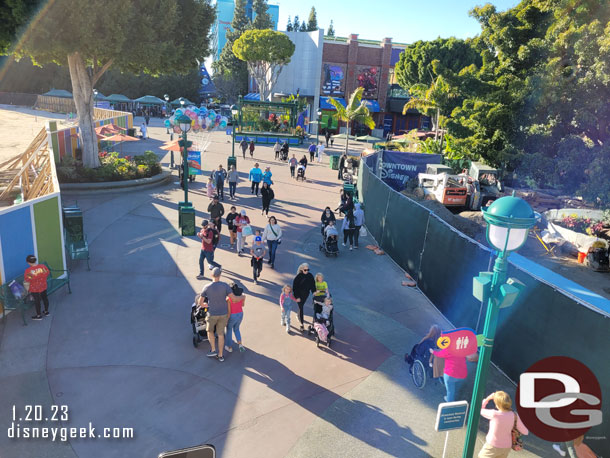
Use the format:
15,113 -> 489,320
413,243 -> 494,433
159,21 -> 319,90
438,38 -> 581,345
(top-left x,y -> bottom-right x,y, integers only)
94,92 -> 108,101
320,97 -> 346,110
133,95 -> 165,105
43,89 -> 72,98
323,35 -> 410,48
171,97 -> 195,106
106,94 -> 132,102
243,93 -> 260,101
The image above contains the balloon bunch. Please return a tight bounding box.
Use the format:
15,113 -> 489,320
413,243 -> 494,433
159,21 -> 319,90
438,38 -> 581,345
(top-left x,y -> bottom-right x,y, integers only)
164,105 -> 228,133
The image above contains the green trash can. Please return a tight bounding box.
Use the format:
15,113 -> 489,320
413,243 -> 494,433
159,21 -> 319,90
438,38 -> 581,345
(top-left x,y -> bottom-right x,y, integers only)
227,156 -> 237,170
127,128 -> 136,137
179,206 -> 196,236
330,155 -> 340,170
63,211 -> 84,242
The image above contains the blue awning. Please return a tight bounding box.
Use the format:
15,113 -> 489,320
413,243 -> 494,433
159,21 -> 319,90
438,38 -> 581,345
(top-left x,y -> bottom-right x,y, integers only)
364,99 -> 380,112
244,93 -> 260,101
320,97 -> 346,110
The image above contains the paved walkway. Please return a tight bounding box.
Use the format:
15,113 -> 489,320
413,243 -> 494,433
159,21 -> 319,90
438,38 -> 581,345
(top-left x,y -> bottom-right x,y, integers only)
0,118 -> 550,457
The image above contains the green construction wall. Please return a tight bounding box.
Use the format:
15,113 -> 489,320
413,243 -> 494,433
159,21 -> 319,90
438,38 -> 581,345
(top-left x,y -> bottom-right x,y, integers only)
33,195 -> 64,277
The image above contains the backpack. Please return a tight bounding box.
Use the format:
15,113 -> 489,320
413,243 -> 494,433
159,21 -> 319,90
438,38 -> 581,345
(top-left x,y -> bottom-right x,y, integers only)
207,227 -> 220,247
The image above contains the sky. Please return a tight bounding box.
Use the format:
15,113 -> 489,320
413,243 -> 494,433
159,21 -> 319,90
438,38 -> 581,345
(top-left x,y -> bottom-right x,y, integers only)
273,0 -> 521,43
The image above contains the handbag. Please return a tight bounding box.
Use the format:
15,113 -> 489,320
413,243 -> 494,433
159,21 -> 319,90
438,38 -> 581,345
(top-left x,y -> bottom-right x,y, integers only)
359,226 -> 367,237
511,412 -> 523,451
269,224 -> 281,244
242,224 -> 253,237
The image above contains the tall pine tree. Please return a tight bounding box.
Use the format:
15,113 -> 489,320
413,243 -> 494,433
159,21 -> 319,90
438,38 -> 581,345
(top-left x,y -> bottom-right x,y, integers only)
306,7 -> 318,31
213,0 -> 250,98
286,16 -> 293,31
299,21 -> 307,32
327,20 -> 335,37
292,15 -> 300,31
251,0 -> 273,30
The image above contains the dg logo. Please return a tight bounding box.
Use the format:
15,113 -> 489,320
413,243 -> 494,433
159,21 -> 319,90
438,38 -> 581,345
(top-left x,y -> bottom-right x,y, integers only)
516,356 -> 603,442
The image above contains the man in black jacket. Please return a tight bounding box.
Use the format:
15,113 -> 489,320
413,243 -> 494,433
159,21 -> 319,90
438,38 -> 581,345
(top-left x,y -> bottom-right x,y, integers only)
338,153 -> 348,180
207,195 -> 225,233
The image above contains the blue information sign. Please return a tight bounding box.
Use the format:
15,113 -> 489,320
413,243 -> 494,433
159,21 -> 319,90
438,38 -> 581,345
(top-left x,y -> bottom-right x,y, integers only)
435,401 -> 469,432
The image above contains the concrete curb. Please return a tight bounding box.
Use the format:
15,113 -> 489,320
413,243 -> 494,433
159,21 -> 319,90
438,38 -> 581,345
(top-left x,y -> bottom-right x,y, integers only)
59,169 -> 172,194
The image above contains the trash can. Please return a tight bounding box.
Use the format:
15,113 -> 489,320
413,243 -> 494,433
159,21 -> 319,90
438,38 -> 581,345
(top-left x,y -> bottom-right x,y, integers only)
63,210 -> 84,242
227,156 -> 237,170
127,128 -> 136,137
179,206 -> 196,236
330,155 -> 340,170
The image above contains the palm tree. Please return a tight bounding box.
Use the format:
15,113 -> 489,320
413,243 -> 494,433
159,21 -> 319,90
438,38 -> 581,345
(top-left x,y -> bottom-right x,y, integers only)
403,75 -> 451,144
328,87 -> 376,156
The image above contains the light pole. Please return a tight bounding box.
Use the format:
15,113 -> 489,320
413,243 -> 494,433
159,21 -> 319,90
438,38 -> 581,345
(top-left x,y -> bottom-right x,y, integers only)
462,193 -> 538,458
231,104 -> 239,158
316,109 -> 322,145
164,94 -> 170,125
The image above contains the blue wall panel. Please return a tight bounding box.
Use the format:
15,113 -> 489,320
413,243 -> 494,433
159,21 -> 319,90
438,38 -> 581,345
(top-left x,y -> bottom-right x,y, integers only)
0,206 -> 35,280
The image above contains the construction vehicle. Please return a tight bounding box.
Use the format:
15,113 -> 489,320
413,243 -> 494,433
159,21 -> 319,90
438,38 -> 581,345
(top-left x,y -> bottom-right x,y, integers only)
417,164 -> 468,207
467,162 -> 503,210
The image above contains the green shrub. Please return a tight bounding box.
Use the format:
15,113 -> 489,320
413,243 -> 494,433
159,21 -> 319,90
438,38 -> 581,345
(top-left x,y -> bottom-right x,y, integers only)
57,151 -> 162,183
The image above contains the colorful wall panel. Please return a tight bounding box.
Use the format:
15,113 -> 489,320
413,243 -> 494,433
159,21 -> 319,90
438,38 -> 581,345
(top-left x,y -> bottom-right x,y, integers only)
33,196 -> 64,276
0,207 -> 36,282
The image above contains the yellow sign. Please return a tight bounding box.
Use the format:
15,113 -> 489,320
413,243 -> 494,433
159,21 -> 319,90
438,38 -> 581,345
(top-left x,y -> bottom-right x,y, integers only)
437,335 -> 450,349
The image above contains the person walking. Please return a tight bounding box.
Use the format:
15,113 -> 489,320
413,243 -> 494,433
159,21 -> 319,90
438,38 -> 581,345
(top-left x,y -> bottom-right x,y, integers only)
281,141 -> 289,160
262,216 -> 282,268
431,343 -> 468,402
213,165 -> 227,201
325,129 -> 331,147
23,255 -> 50,320
262,166 -> 273,185
250,232 -> 267,284
249,163 -> 263,196
274,140 -> 282,160
227,165 -> 239,200
225,281 -> 246,353
235,210 -> 251,256
478,391 -> 528,458
140,122 -> 148,139
341,210 -> 356,250
206,176 -> 215,201
352,202 -> 365,249
207,195 -> 225,233
249,140 -> 255,158
289,154 -> 298,178
240,139 -> 248,159
201,267 -> 237,362
338,153 -> 348,180
226,206 -> 238,250
292,263 -> 316,332
299,155 -> 308,179
197,220 -> 221,279
261,182 -> 275,215
279,285 -> 299,333
308,142 -> 316,162
316,142 -> 325,163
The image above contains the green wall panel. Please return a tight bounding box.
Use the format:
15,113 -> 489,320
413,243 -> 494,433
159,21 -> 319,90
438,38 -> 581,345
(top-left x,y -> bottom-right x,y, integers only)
33,195 -> 64,276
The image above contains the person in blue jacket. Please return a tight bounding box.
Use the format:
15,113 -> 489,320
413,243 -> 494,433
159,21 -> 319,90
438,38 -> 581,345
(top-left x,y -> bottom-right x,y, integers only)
249,163 -> 263,196
262,166 -> 273,185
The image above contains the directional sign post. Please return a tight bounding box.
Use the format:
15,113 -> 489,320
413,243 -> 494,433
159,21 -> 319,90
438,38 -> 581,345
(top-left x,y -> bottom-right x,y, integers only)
435,401 -> 469,458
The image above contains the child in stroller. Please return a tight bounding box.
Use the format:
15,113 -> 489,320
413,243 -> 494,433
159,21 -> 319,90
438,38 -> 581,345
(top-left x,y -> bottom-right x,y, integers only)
405,324 -> 441,388
320,220 -> 339,256
191,294 -> 209,348
311,296 -> 335,348
296,164 -> 306,181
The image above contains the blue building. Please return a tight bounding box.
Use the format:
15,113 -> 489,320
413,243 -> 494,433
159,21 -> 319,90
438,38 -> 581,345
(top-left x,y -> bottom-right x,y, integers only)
211,0 -> 279,61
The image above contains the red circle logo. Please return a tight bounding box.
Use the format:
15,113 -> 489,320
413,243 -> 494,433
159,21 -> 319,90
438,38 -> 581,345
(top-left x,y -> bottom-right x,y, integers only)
516,356 -> 602,442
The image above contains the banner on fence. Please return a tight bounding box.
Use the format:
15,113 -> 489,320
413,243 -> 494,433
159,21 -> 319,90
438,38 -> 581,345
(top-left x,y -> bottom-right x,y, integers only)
380,151 -> 442,191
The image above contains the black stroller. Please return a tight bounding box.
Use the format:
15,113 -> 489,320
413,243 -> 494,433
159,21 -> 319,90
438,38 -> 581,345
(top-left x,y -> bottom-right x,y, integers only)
319,225 -> 339,257
308,295 -> 335,348
191,302 -> 209,348
405,339 -> 436,389
296,164 -> 306,181
280,143 -> 289,161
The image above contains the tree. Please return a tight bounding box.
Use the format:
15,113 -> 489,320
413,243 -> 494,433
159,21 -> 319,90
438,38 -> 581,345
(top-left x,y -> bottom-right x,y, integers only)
233,29 -> 295,101
8,0 -> 214,168
0,0 -> 40,54
286,16 -> 293,32
213,0 -> 249,101
327,20 -> 335,37
251,0 -> 273,30
299,21 -> 307,32
328,87 -> 375,155
292,15 -> 300,31
306,7 -> 318,31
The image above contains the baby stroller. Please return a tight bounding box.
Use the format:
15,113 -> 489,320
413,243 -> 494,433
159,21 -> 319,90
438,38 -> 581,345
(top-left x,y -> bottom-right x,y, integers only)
296,165 -> 306,181
319,225 -> 339,257
280,148 -> 289,162
308,295 -> 335,348
191,302 -> 209,348
405,340 -> 436,389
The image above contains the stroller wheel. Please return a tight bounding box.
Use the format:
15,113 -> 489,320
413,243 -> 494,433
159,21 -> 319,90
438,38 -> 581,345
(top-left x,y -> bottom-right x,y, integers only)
193,336 -> 199,348
412,359 -> 427,389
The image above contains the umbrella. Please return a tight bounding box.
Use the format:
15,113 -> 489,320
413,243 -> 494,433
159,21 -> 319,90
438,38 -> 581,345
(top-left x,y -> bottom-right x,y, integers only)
331,133 -> 357,140
160,142 -> 194,152
95,124 -> 125,135
102,133 -> 139,154
356,135 -> 383,143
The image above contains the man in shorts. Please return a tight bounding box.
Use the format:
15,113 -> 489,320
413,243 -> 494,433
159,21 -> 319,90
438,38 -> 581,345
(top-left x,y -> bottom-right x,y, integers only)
201,267 -> 237,362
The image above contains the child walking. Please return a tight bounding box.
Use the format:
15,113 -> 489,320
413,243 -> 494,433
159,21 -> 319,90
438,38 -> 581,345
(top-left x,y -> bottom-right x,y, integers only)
226,282 -> 246,353
207,176 -> 215,200
279,285 -> 299,334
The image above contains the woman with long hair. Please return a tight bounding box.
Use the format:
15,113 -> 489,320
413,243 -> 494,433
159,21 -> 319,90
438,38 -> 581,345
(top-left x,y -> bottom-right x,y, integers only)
292,263 -> 315,332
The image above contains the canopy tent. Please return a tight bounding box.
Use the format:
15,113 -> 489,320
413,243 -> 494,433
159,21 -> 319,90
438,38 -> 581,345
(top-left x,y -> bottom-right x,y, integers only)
320,97 -> 346,110
356,135 -> 383,143
106,94 -> 132,103
331,133 -> 357,140
93,92 -> 109,101
133,95 -> 165,106
43,89 -> 72,98
170,97 -> 195,107
243,93 -> 260,101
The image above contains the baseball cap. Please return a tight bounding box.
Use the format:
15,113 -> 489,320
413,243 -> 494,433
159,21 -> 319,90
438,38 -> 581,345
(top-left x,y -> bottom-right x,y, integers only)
212,267 -> 221,277
240,210 -> 246,216
255,236 -> 262,242
202,219 -> 209,226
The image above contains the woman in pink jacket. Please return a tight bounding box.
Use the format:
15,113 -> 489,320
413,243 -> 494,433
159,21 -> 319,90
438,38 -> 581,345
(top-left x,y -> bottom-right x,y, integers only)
479,391 -> 528,458
431,347 -> 467,402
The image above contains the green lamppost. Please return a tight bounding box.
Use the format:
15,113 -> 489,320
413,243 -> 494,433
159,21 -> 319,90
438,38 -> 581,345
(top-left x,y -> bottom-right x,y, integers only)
177,113 -> 195,236
462,193 -> 538,457
228,103 -> 239,170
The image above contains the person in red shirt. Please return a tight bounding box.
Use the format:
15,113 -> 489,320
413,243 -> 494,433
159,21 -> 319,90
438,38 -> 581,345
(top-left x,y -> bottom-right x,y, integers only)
197,220 -> 220,280
24,255 -> 50,321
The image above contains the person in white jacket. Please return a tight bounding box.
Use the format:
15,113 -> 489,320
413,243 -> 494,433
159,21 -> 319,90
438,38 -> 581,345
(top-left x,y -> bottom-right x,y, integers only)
262,216 -> 283,269
353,203 -> 365,248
